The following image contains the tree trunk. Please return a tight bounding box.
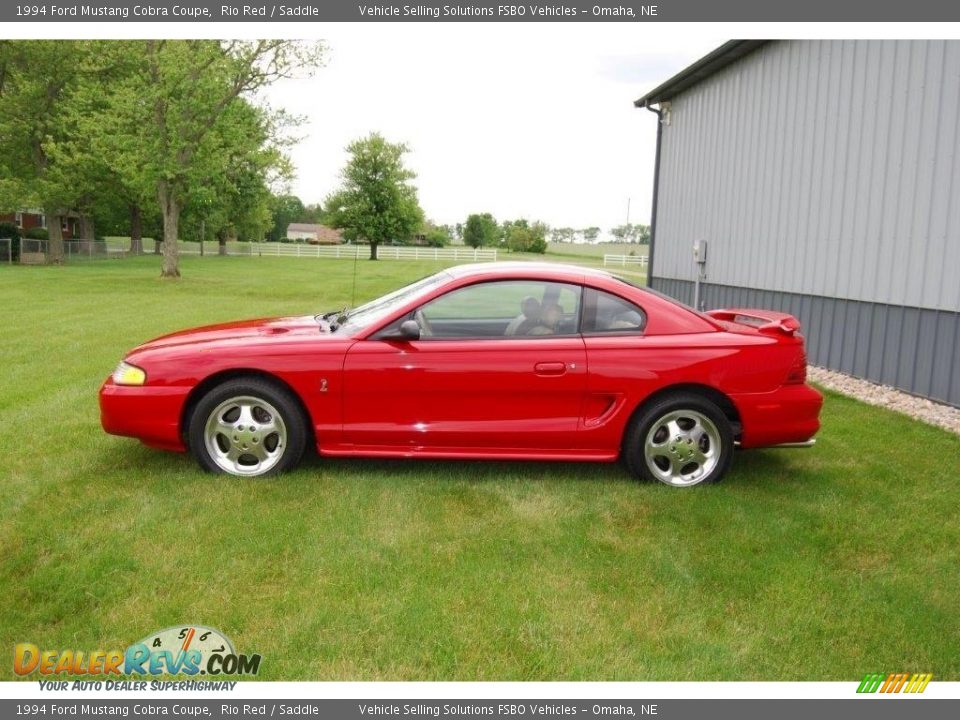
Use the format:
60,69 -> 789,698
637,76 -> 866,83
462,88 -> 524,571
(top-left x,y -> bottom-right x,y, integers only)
158,181 -> 181,278
153,239 -> 161,255
79,214 -> 95,240
47,212 -> 65,264
129,204 -> 143,255
369,241 -> 378,260
218,238 -> 227,256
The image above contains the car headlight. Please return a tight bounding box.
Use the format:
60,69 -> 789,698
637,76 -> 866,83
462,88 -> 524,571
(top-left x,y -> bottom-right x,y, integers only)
112,361 -> 147,386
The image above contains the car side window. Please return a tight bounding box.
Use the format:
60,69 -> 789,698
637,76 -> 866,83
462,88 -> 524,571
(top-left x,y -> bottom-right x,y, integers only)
416,280 -> 582,339
581,287 -> 647,334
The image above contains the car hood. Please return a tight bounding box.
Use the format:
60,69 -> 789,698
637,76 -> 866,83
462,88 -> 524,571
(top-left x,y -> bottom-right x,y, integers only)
134,315 -> 337,352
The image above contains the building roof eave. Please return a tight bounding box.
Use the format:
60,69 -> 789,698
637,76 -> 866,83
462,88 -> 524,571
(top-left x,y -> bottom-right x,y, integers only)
634,40 -> 770,108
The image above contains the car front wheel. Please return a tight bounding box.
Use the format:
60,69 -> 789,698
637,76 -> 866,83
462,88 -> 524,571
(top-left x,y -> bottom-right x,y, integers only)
188,378 -> 307,477
624,393 -> 733,487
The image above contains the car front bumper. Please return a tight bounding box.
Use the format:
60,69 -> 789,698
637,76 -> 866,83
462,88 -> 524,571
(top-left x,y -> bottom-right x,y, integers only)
99,379 -> 190,452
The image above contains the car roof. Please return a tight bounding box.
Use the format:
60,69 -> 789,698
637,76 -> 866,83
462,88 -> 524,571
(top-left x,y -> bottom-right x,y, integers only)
444,261 -> 616,283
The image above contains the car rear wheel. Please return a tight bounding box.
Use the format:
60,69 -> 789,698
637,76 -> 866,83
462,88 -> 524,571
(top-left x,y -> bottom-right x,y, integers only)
188,378 -> 306,477
624,393 -> 733,487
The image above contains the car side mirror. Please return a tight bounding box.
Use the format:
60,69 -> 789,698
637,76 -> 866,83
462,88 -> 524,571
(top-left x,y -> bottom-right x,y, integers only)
398,319 -> 421,340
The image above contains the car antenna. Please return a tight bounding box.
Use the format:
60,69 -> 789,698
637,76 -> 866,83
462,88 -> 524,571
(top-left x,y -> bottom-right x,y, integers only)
350,239 -> 360,309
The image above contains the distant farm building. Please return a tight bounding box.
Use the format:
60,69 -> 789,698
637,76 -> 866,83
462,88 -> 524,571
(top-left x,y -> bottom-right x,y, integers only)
285,223 -> 343,244
0,209 -> 81,238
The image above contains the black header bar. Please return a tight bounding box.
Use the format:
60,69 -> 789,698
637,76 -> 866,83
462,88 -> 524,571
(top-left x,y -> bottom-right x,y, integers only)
4,0 -> 960,22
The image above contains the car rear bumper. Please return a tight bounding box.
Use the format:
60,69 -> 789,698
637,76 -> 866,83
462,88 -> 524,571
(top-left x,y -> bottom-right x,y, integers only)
99,379 -> 189,452
731,383 -> 824,449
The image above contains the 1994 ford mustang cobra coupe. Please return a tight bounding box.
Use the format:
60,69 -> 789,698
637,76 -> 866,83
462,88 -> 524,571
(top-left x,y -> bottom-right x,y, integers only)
100,262 -> 823,487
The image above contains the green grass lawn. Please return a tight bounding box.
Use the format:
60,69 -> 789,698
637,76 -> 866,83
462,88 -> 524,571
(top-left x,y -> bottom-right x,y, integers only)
1,256 -> 958,681
547,241 -> 648,258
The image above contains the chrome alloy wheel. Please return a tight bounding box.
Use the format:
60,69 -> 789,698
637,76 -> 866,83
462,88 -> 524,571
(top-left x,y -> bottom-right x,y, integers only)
643,409 -> 721,487
203,395 -> 287,477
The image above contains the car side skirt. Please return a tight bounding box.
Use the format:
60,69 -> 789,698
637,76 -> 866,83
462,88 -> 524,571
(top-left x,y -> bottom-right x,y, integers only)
316,444 -> 619,462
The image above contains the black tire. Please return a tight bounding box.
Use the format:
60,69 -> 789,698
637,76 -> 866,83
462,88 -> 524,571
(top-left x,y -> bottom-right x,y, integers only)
188,377 -> 307,477
623,392 -> 733,487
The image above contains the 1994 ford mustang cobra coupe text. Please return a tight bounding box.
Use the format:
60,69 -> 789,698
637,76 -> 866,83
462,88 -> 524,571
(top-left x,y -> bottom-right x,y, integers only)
100,262 -> 823,487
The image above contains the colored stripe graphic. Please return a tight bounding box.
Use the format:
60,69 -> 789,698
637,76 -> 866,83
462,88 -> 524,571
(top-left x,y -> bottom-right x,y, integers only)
881,673 -> 905,693
905,674 -> 933,693
858,672 -> 931,693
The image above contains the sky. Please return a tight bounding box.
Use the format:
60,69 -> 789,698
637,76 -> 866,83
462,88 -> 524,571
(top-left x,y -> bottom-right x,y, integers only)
263,26 -> 723,239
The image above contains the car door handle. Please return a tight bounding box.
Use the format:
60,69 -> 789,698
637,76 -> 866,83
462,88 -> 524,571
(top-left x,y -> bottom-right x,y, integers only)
534,362 -> 567,376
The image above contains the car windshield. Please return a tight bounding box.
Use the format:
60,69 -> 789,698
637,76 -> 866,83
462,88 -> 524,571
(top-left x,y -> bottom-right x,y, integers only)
332,271 -> 451,333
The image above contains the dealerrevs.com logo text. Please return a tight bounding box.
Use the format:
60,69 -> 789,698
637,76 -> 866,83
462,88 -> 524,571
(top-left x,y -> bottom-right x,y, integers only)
14,626 -> 261,677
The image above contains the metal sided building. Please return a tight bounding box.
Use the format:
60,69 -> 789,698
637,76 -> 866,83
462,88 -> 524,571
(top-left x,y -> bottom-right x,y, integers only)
635,40 -> 960,407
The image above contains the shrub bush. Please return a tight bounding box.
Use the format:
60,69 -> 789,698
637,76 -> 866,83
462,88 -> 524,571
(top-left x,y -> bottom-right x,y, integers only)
0,221 -> 20,262
505,223 -> 548,254
24,227 -> 49,240
0,221 -> 20,241
422,227 -> 451,247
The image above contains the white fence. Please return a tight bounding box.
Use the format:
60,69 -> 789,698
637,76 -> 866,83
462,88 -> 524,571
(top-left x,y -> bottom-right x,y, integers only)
603,254 -> 648,268
20,238 -> 47,265
246,244 -> 498,262
64,240 -> 108,259
6,239 -> 500,264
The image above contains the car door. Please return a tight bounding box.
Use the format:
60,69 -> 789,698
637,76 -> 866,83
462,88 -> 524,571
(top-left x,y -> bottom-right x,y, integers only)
341,279 -> 588,452
577,285 -> 659,450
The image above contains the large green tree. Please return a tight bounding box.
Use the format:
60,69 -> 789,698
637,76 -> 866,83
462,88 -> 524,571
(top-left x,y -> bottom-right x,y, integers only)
179,99 -> 289,253
462,213 -> 498,249
300,203 -> 326,225
1,40 -> 317,269
93,40 -> 323,277
45,41 -> 154,255
0,41 -> 95,263
267,194 -> 306,242
326,133 -> 424,260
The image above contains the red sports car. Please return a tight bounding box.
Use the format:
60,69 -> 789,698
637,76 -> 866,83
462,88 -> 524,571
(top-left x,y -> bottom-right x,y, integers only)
100,262 -> 822,487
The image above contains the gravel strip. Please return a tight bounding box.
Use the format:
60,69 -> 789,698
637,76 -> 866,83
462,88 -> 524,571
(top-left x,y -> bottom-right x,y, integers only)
807,366 -> 960,436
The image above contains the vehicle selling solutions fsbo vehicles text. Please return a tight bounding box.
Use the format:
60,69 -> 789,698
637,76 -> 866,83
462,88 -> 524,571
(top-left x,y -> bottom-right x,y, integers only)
356,5 -> 657,18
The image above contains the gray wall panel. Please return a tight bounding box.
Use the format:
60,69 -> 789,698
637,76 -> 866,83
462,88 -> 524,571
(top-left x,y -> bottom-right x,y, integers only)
652,40 -> 960,313
866,305 -> 887,384
851,303 -> 872,378
930,313 -> 958,403
649,276 -> 960,407
828,298 -> 849,371
837,302 -> 859,375
809,297 -> 828,365
914,309 -> 938,397
880,307 -> 903,388
898,308 -> 921,393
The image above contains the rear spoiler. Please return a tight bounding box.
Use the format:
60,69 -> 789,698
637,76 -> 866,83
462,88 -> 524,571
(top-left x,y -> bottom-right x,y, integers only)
706,308 -> 801,336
